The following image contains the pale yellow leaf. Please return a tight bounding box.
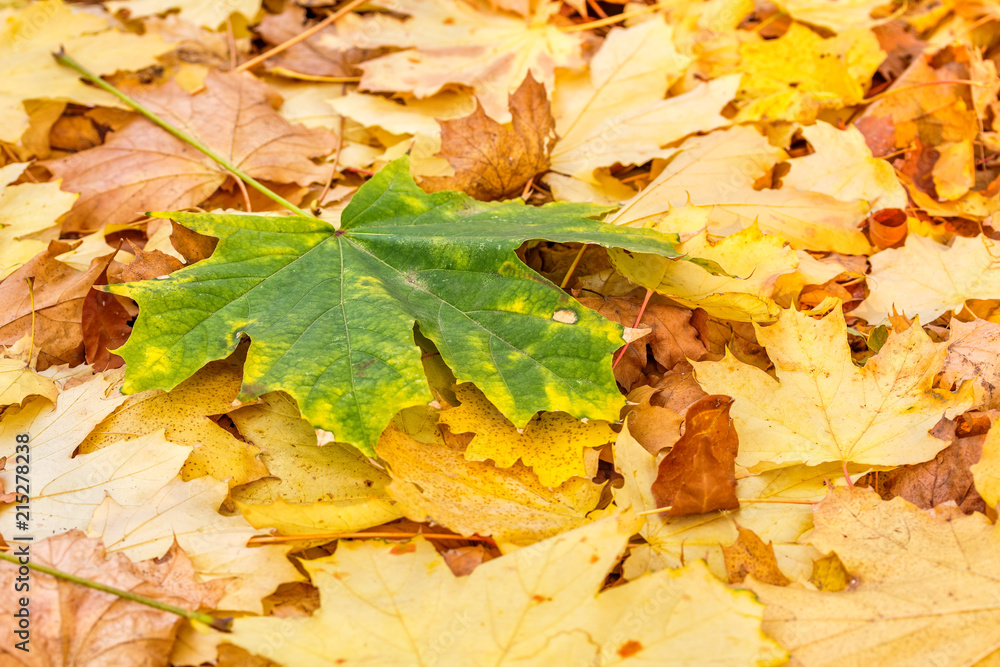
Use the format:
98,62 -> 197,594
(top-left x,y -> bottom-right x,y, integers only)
225,513 -> 786,666
339,0 -> 584,122
0,162 -> 77,278
783,122 -> 907,211
750,488 -> 1000,667
610,126 -> 873,254
693,305 -> 972,470
854,233 -> 1000,324
0,429 -> 189,539
774,0 -> 895,32
89,475 -> 303,612
971,420 -> 1000,509
0,0 -> 171,141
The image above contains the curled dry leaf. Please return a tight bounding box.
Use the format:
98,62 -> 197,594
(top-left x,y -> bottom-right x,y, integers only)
651,395 -> 740,517
420,73 -> 554,201
723,526 -> 792,586
0,531 -> 224,667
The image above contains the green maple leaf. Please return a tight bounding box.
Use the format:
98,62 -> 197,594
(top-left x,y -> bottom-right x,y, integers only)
111,158 -> 701,453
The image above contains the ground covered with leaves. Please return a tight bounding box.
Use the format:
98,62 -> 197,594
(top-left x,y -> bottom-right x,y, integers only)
2,0 -> 1000,664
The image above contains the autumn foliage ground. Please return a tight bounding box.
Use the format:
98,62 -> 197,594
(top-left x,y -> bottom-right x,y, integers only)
3,0 -> 1000,665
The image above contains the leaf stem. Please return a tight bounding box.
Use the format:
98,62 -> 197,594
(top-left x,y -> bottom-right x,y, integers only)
52,49 -> 314,218
0,550 -> 232,631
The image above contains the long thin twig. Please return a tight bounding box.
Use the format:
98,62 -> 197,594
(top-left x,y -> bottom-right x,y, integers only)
53,50 -> 313,218
0,551 -> 232,631
234,0 -> 368,73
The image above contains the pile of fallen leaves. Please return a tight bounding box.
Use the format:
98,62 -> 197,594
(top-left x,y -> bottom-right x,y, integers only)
3,0 -> 1000,664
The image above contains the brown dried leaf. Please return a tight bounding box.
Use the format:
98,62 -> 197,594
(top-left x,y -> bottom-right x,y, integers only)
0,241 -> 111,369
943,318 -> 1000,410
651,395 -> 740,517
578,294 -> 706,392
82,267 -> 138,372
0,531 -> 223,666
421,74 -> 554,201
866,432 -> 986,514
46,71 -> 337,232
723,526 -> 791,586
121,247 -> 185,283
168,222 -> 217,265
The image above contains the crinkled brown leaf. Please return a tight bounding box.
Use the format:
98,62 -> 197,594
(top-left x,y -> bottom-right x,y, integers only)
46,70 -> 337,232
421,73 -> 554,201
0,531 -> 223,667
120,247 -> 185,283
578,294 -> 707,392
0,241 -> 111,370
651,395 -> 740,516
82,266 -> 138,372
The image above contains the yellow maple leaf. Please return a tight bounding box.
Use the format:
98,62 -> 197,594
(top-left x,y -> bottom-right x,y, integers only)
337,0 -> 584,122
225,513 -> 787,666
610,126 -> 873,254
0,162 -> 77,279
547,17 -> 738,181
439,383 -> 615,487
0,0 -> 171,142
971,419 -> 1000,509
609,224 -> 799,322
80,359 -> 269,488
782,122 -> 907,212
693,304 -> 973,470
229,392 -> 402,536
854,233 -> 1000,324
735,24 -> 884,123
377,406 -> 602,548
750,488 -> 1000,666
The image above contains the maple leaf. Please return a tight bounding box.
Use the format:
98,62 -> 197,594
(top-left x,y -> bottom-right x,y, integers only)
340,0 -> 584,122
80,359 -> 269,488
609,224 -> 799,322
971,420 -> 1000,510
224,513 -> 787,666
378,406 -> 602,547
0,162 -> 78,279
89,476 -> 304,612
0,0 -> 171,142
547,18 -> 738,180
782,122 -> 907,212
693,304 -> 972,470
438,382 -> 615,487
942,318 -> 1000,411
0,241 -> 111,369
109,158 -> 707,453
854,234 -> 1000,324
749,488 -> 1000,666
229,392 -> 402,535
610,126 -> 874,255
0,531 -> 223,666
0,358 -> 58,408
735,23 -> 885,123
421,73 -> 554,201
651,395 -> 740,517
46,70 -> 337,232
